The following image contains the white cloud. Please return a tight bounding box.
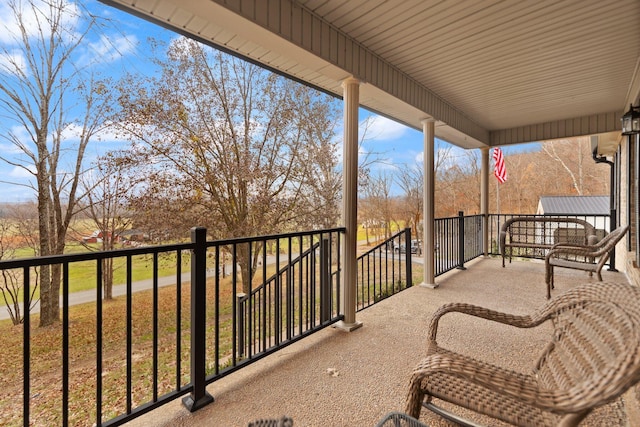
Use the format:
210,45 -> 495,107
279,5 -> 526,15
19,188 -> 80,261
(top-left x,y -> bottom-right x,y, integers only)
0,0 -> 80,44
80,33 -> 138,65
55,121 -> 131,145
9,165 -> 35,178
360,115 -> 408,142
59,123 -> 84,141
0,140 -> 25,155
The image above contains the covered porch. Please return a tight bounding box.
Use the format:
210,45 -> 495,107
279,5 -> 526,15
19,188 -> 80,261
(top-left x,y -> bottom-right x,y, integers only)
49,1 -> 640,425
123,257 -> 635,427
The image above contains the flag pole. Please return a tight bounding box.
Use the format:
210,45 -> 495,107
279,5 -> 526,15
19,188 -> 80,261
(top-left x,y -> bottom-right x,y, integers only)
496,180 -> 500,214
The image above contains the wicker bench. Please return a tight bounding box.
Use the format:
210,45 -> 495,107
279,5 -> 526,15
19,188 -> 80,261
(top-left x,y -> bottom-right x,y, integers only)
405,282 -> 640,427
499,217 -> 599,267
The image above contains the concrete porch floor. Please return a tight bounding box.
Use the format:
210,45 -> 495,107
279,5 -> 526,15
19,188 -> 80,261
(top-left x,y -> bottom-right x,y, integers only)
124,257 -> 638,427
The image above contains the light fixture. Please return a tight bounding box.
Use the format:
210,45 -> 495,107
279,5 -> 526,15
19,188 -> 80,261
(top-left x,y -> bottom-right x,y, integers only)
621,104 -> 640,135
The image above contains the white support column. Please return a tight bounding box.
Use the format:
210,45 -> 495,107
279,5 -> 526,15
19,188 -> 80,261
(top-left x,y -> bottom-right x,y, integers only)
421,118 -> 437,288
336,77 -> 362,332
481,147 -> 490,256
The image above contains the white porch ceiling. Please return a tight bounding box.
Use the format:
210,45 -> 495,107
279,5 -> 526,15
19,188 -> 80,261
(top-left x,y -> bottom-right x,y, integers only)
100,0 -> 640,149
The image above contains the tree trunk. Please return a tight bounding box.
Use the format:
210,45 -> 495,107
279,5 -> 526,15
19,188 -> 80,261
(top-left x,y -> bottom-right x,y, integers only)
38,184 -> 55,327
103,258 -> 113,300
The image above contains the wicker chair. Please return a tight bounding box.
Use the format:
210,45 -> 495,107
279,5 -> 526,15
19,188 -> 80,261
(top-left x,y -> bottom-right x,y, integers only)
405,282 -> 640,427
545,225 -> 628,299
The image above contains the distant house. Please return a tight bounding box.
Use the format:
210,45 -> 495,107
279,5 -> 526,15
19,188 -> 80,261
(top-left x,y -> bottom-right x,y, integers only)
82,230 -> 106,244
536,195 -> 610,232
82,230 -> 118,244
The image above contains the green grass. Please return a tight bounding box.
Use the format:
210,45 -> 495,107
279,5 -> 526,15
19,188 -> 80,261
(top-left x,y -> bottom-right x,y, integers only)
65,252 -> 193,292
2,245 -> 193,304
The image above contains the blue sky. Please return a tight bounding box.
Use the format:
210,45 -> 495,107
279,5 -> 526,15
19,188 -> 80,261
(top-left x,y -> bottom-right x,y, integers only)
0,0 -> 533,203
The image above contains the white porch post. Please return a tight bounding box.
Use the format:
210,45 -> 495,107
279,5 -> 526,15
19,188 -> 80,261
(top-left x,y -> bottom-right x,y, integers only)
336,77 -> 362,332
421,118 -> 437,288
481,147 -> 490,256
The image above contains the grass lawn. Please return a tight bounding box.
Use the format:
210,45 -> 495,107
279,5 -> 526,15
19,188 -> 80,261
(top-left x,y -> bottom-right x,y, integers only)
4,245 -> 193,305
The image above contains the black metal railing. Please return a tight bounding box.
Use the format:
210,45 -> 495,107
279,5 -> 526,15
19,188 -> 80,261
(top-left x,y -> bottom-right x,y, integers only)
356,228 -> 413,311
1,212 -> 614,426
434,212 -> 484,276
235,234 -> 340,360
0,227 -> 344,427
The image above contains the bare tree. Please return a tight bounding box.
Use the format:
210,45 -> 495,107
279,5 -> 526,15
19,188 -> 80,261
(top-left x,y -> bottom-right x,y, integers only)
0,0 -> 113,326
361,172 -> 396,239
78,154 -> 134,299
396,162 -> 423,241
500,151 -> 538,214
0,217 -> 38,325
113,38 -> 340,293
9,202 -> 40,256
542,139 -> 587,195
540,137 -> 609,196
434,148 -> 479,217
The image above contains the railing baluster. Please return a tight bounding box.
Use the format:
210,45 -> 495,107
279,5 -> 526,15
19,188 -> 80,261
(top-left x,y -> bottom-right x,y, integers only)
175,250 -> 182,389
214,245 -> 220,374
306,236 -> 312,327
247,241 -> 254,356
287,236 -> 293,340
126,255 -> 132,413
262,239 -> 268,352
298,235 -> 303,334
23,266 -> 30,427
62,262 -> 69,426
310,236 -> 316,327
274,238 -> 280,345
153,252 -> 158,401
231,242 -> 238,365
405,228 -> 412,288
320,237 -> 330,323
126,255 -> 133,414
237,293 -> 245,358
96,258 -> 103,426
457,212 -> 466,270
247,243 -> 253,357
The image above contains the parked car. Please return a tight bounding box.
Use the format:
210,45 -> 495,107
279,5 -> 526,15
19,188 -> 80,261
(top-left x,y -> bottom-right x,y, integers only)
393,240 -> 422,255
410,240 -> 422,255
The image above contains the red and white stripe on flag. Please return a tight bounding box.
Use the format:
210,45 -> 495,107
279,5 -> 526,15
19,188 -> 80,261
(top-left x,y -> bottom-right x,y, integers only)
493,147 -> 507,183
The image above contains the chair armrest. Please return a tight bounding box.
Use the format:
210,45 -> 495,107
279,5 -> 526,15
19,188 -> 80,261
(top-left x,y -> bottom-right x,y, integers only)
549,240 -> 599,251
427,303 -> 540,345
546,244 -> 606,261
587,234 -> 600,245
414,350 -> 600,413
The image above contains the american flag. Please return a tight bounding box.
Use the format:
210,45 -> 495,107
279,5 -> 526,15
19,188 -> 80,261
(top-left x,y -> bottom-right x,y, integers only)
493,148 -> 507,183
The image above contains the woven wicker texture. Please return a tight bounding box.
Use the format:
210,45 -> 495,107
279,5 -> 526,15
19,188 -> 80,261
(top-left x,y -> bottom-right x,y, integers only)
247,416 -> 293,427
545,225 -> 629,299
375,411 -> 429,427
405,282 -> 640,427
500,217 -> 598,268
